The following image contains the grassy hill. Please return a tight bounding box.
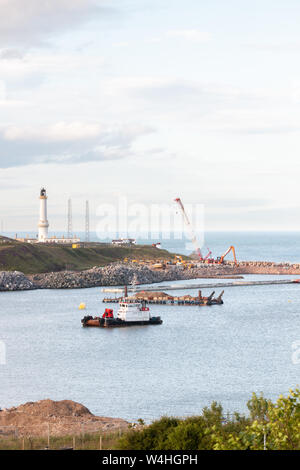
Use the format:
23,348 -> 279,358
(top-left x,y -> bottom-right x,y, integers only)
0,237 -> 185,274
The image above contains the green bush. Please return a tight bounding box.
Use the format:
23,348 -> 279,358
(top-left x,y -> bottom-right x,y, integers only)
117,389 -> 300,451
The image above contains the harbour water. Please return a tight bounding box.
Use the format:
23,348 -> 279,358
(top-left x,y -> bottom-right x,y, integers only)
0,273 -> 299,421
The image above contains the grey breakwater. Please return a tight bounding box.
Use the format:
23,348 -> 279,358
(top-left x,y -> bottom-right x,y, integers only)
1,261 -> 300,291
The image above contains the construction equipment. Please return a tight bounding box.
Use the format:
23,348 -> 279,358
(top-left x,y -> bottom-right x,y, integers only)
152,262 -> 166,270
174,255 -> 189,269
174,198 -> 203,261
217,246 -> 238,266
204,249 -> 215,264
152,243 -> 161,249
203,248 -> 212,260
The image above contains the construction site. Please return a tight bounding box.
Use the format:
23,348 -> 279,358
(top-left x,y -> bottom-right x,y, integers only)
117,197 -> 238,272
2,195 -> 300,290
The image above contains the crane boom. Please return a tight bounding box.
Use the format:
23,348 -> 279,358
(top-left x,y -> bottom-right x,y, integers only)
218,246 -> 238,265
203,248 -> 212,260
174,198 -> 203,261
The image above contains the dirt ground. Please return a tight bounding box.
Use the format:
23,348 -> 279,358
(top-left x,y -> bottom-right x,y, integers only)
0,399 -> 129,437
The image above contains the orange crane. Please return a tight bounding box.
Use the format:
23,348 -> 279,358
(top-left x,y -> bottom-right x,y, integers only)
217,246 -> 238,265
174,198 -> 203,261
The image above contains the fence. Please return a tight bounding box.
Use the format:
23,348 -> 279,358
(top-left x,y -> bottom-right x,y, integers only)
0,424 -> 125,450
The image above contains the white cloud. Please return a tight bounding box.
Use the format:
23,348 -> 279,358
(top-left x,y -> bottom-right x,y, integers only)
3,122 -> 104,142
0,48 -> 24,60
99,75 -> 300,135
0,79 -> 5,100
166,29 -> 212,43
0,51 -> 106,86
245,41 -> 300,52
112,41 -> 130,48
0,122 -> 154,168
0,0 -> 110,47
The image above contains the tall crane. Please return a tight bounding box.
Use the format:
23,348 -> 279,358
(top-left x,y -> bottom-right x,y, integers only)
174,198 -> 203,261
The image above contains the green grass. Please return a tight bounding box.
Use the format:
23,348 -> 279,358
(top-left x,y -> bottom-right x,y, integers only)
0,237 -> 186,274
0,430 -> 122,450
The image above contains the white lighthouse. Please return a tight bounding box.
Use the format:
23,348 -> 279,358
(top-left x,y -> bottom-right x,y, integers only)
38,188 -> 49,242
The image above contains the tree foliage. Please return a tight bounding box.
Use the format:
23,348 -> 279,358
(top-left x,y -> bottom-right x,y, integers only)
213,388 -> 300,450
117,389 -> 300,450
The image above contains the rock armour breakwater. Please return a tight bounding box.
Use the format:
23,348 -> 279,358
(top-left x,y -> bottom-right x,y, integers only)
0,271 -> 36,291
234,261 -> 300,275
0,261 -> 300,291
1,264 -> 234,291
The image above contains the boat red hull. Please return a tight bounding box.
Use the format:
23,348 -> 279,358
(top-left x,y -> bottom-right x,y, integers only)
81,316 -> 162,328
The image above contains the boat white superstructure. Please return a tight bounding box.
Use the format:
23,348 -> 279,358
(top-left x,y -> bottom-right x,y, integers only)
117,302 -> 150,322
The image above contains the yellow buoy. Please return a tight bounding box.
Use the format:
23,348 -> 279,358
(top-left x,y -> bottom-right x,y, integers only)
79,303 -> 86,310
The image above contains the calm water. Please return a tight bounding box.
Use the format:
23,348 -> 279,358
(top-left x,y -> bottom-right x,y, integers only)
0,274 -> 299,421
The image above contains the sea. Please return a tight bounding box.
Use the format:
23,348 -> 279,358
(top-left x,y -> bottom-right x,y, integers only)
0,231 -> 299,422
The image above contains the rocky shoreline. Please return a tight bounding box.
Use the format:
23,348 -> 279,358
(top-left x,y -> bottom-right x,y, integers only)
0,271 -> 36,291
1,261 -> 300,292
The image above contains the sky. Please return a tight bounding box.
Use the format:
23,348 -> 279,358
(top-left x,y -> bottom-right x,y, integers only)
1,0 -> 300,233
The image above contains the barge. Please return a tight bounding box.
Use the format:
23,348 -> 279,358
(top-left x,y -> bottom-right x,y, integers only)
103,290 -> 224,306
